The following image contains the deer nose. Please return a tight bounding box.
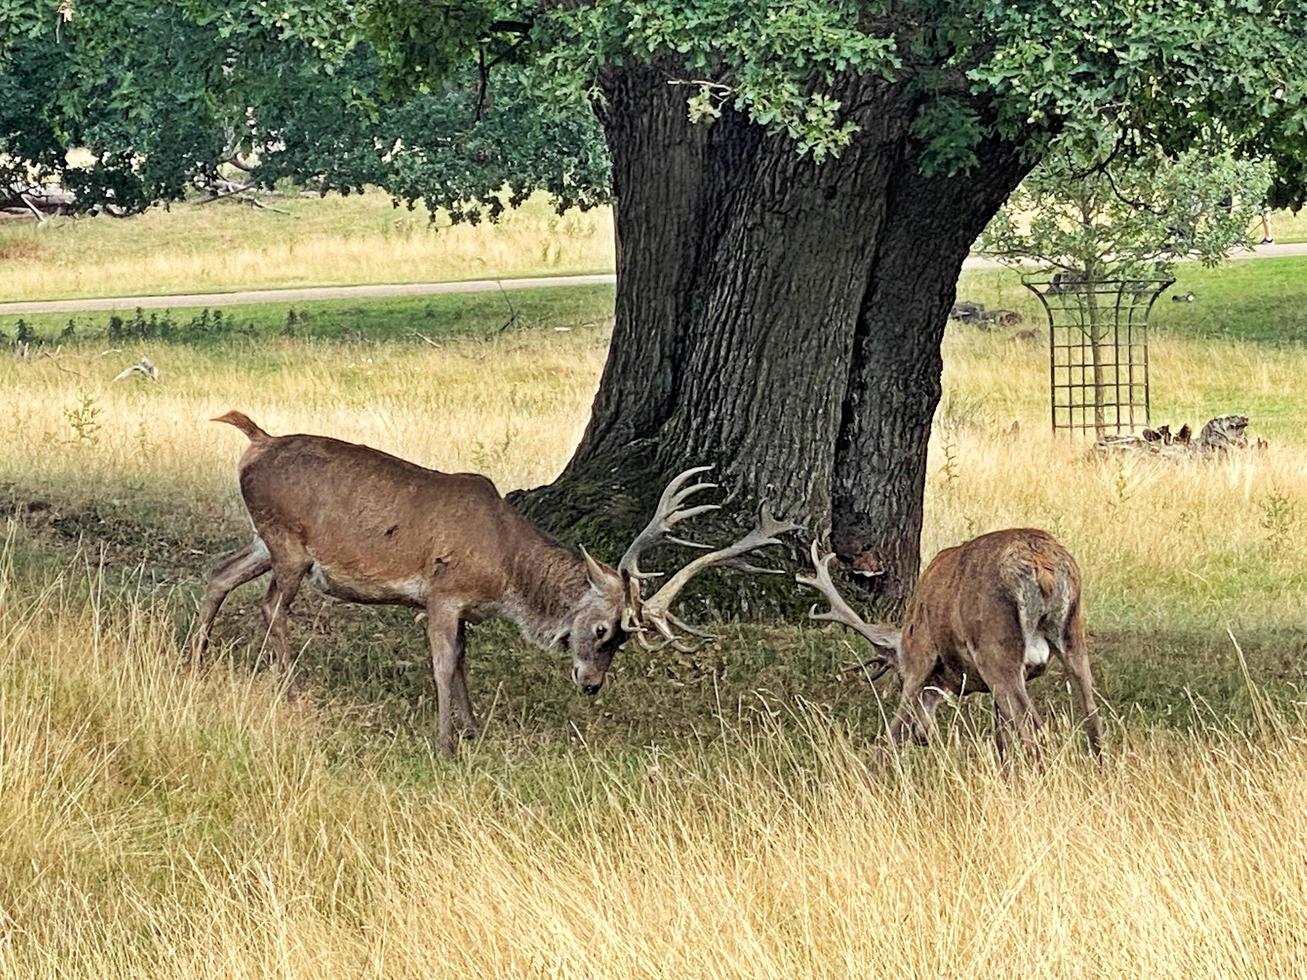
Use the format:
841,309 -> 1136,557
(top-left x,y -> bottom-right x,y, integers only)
572,664 -> 604,695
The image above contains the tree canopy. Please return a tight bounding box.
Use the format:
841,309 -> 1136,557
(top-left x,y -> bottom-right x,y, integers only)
3,1 -> 1306,214
0,1 -> 607,217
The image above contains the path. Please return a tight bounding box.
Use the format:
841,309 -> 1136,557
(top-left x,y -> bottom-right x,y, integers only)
4,243 -> 1307,316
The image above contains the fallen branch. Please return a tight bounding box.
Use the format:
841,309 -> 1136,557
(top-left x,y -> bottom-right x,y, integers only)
38,350 -> 86,378
111,357 -> 159,383
1096,414 -> 1261,457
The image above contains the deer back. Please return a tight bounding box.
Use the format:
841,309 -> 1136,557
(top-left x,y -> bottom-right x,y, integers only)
902,528 -> 1081,678
237,433 -> 567,607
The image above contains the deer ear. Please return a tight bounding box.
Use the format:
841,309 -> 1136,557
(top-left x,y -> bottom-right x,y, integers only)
580,546 -> 621,593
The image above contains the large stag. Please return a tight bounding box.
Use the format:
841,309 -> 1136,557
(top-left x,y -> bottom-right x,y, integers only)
195,412 -> 800,754
797,529 -> 1101,762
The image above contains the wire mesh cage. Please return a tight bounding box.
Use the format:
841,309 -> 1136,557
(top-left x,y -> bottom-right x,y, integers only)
1024,276 -> 1173,436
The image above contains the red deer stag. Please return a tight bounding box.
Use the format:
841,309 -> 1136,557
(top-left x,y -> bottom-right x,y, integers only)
195,412 -> 800,754
797,529 -> 1101,762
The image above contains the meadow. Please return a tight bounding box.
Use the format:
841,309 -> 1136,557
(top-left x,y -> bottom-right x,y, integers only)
0,187 -> 1300,303
0,192 -> 613,301
1,217 -> 1306,973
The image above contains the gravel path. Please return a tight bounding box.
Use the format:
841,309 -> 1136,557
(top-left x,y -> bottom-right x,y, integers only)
4,243 -> 1306,316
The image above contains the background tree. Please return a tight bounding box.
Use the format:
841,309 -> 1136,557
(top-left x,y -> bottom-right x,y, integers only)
980,137 -> 1273,434
3,1 -> 1306,609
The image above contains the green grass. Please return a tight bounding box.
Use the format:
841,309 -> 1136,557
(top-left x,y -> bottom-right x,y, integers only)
7,253 -> 1307,348
0,285 -> 617,346
959,254 -> 1307,345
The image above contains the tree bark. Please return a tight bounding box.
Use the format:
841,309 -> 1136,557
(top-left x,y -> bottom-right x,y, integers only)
831,139 -> 1035,609
513,69 -> 1033,611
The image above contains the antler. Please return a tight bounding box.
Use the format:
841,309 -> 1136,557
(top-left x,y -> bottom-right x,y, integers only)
795,541 -> 901,678
618,465 -> 720,582
633,505 -> 803,652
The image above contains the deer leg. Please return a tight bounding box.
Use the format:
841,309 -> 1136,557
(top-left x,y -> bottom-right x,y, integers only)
192,539 -> 271,662
449,621 -> 479,739
425,604 -> 463,757
1054,636 -> 1102,759
261,560 -> 308,698
870,667 -> 937,773
909,685 -> 946,746
986,669 -> 1043,763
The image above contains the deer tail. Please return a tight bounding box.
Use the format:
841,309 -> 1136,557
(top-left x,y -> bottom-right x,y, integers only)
211,411 -> 269,442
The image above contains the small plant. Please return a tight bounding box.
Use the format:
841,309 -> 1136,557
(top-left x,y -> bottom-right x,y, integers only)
1109,455 -> 1134,509
939,429 -> 960,489
1260,489 -> 1296,550
283,308 -> 299,337
60,319 -> 77,341
14,319 -> 36,346
64,393 -> 102,445
134,420 -> 155,459
471,425 -> 517,472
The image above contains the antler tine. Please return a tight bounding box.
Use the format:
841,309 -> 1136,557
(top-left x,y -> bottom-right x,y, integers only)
664,610 -> 716,640
637,503 -> 802,641
795,541 -> 902,656
794,541 -> 869,631
838,655 -> 895,682
618,465 -> 720,580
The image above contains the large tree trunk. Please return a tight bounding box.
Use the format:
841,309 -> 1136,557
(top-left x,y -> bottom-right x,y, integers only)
831,140 -> 1035,608
513,68 -> 1032,610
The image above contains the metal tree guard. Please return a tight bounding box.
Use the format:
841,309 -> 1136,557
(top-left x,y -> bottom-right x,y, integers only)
1024,276 -> 1173,437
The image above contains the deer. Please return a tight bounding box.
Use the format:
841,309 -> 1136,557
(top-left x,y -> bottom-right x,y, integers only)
796,529 -> 1101,764
194,411 -> 801,755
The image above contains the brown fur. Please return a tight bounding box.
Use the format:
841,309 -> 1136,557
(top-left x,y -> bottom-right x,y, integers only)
193,413 -> 630,756
889,528 -> 1101,761
815,528 -> 1101,763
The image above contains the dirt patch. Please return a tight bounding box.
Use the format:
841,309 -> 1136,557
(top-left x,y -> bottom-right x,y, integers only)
1,485 -> 231,582
0,239 -> 50,262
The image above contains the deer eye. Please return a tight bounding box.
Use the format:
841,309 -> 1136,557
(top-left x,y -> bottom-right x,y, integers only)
594,624 -> 608,639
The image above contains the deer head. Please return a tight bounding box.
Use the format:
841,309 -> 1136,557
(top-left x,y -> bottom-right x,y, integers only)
562,467 -> 801,694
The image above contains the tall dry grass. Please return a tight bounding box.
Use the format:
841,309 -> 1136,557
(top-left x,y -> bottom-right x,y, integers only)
2,308 -> 1306,975
0,193 -> 615,301
1,326 -> 1302,632
1,552 -> 1306,978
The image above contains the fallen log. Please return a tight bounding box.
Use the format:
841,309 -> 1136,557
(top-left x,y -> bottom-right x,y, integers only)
1096,414 -> 1262,457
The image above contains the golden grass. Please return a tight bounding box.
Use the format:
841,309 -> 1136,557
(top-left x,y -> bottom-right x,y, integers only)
0,326 -> 609,525
2,306 -> 1306,975
2,557 -> 1306,977
2,324 -> 1302,630
0,193 -> 614,301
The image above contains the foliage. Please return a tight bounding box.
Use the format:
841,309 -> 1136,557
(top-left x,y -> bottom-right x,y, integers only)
0,2 -> 607,220
2,1 -> 1306,214
980,138 -> 1275,279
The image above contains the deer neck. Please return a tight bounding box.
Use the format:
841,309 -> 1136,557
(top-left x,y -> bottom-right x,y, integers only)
499,533 -> 590,651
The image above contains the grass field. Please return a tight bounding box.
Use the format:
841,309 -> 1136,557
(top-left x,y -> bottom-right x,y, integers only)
0,188 -> 1301,303
0,191 -> 614,301
1,248 -> 1306,974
